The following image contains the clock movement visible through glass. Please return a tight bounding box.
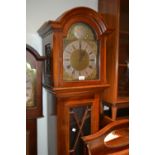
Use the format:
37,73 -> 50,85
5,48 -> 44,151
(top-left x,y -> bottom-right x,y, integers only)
63,23 -> 99,81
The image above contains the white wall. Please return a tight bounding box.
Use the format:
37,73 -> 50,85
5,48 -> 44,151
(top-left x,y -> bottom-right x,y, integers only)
26,0 -> 98,53
26,1 -> 98,155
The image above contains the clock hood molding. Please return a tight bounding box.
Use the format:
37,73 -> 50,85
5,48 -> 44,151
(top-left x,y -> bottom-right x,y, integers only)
38,7 -> 112,90
38,7 -> 111,39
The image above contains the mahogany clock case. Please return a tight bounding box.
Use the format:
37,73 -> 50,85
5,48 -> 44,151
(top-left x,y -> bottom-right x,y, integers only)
38,7 -> 112,155
38,7 -> 112,93
26,45 -> 45,155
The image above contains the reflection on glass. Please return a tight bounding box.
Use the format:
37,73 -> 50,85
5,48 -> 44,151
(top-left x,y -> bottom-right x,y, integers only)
69,105 -> 91,155
104,128 -> 129,148
26,62 -> 36,107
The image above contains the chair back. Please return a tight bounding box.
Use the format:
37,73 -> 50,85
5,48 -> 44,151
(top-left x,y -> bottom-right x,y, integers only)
82,119 -> 129,155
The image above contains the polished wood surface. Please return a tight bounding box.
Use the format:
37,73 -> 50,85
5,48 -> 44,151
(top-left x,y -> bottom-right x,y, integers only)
82,119 -> 129,155
26,119 -> 37,155
38,7 -> 111,155
26,131 -> 30,155
98,0 -> 129,120
38,7 -> 112,89
56,93 -> 102,155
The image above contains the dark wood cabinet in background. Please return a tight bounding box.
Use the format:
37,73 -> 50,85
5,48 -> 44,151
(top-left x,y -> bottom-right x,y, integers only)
98,0 -> 129,120
26,45 -> 45,155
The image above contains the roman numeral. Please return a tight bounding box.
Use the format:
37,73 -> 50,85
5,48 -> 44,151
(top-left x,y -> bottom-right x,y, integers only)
67,65 -> 71,69
89,52 -> 93,55
90,59 -> 95,61
72,70 -> 75,75
72,45 -> 76,50
65,59 -> 69,61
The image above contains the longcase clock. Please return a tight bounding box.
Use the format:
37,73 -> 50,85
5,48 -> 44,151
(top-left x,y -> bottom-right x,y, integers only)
26,45 -> 45,155
38,7 -> 111,155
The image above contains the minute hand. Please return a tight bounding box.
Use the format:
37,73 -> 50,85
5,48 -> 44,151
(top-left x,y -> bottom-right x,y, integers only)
79,40 -> 85,61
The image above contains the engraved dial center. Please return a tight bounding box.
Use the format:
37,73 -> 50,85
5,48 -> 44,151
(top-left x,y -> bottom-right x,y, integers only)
70,50 -> 89,71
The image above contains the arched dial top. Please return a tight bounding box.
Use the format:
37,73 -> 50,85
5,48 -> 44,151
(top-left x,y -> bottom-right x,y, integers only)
63,23 -> 99,81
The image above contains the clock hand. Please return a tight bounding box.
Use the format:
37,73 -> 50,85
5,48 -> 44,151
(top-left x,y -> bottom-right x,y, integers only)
79,40 -> 86,62
79,40 -> 83,62
79,40 -> 81,51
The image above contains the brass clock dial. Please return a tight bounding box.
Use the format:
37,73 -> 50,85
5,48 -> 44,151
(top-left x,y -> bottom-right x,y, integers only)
26,62 -> 36,107
63,23 -> 99,81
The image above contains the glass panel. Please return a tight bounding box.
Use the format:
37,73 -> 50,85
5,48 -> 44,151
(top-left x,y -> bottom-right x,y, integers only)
63,23 -> 99,81
45,44 -> 51,75
69,105 -> 91,155
118,0 -> 129,98
26,62 -> 37,107
118,66 -> 129,97
120,0 -> 129,32
119,35 -> 129,64
44,43 -> 52,86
